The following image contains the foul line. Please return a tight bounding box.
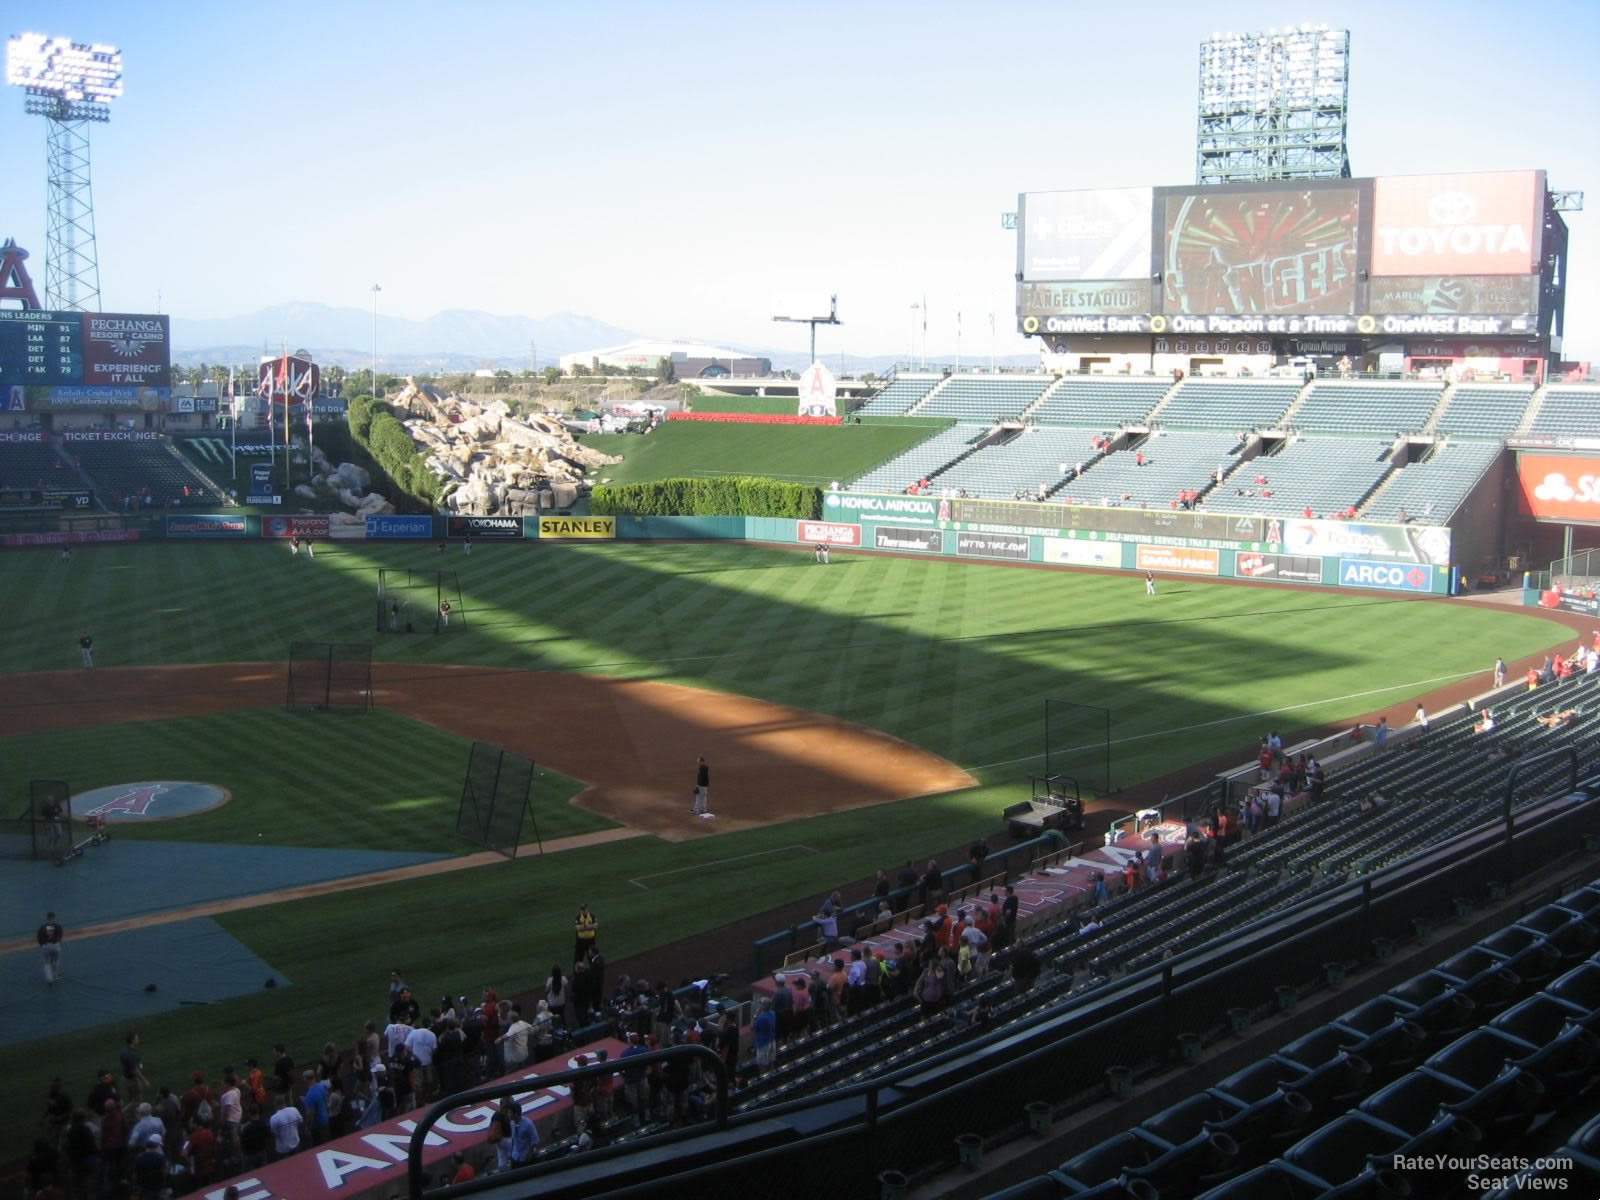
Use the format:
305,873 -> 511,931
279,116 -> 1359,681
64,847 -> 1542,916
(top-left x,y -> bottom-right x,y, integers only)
628,844 -> 819,890
963,668 -> 1482,773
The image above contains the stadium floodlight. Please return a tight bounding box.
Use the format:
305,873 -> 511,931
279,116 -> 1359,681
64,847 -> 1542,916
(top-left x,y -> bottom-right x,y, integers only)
1195,26 -> 1350,184
7,31 -> 123,310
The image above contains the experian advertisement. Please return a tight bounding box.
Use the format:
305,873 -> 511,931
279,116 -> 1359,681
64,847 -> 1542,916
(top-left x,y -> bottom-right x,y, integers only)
1019,187 -> 1153,282
1371,171 -> 1543,277
367,514 -> 435,539
1516,455 -> 1600,525
1162,185 -> 1360,316
1339,558 -> 1434,592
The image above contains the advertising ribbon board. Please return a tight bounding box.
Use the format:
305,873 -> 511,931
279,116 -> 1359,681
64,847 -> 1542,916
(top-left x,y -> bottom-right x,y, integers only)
956,531 -> 1030,560
1338,558 -> 1434,592
261,514 -> 329,539
448,515 -> 525,539
1283,518 -> 1451,566
954,497 -> 1268,544
165,514 -> 248,539
796,520 -> 861,546
821,491 -> 942,525
203,1042 -> 627,1200
1235,551 -> 1324,584
60,429 -> 161,442
5,528 -> 139,546
1538,591 -> 1599,617
1041,537 -> 1122,568
538,516 -> 616,539
366,515 -> 435,540
873,525 -> 944,553
1137,544 -> 1220,575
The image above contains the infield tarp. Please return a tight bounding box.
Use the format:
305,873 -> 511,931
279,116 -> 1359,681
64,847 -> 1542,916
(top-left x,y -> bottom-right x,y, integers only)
0,917 -> 291,1047
0,841 -> 449,939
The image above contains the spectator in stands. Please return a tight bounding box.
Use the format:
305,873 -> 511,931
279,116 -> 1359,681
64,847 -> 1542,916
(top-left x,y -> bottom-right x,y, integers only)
813,900 -> 840,952
1474,709 -> 1496,734
1011,945 -> 1040,994
1143,837 -> 1162,885
752,999 -> 777,1071
1091,872 -> 1108,905
1264,787 -> 1284,828
507,1099 -> 540,1167
967,839 -> 989,883
919,859 -> 944,908
1374,715 -> 1390,748
1414,704 -> 1429,731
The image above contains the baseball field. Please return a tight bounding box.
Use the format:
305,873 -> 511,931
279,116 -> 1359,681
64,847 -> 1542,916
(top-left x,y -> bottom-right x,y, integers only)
0,535 -> 1576,1164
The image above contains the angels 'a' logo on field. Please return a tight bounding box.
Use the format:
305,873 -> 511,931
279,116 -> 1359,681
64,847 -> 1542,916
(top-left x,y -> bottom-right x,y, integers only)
72,780 -> 228,822
88,784 -> 167,816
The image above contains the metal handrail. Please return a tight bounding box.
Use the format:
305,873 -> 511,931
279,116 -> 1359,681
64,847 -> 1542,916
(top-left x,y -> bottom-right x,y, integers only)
405,1043 -> 729,1200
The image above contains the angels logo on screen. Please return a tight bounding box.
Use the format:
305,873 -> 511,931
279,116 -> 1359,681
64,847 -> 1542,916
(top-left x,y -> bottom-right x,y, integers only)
1163,189 -> 1358,316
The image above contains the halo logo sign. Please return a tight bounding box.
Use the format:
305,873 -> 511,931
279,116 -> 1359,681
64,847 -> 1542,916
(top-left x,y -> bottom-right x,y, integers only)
73,781 -> 228,823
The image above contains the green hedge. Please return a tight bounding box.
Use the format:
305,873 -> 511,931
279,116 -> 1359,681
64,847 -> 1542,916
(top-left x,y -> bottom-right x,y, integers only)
343,394 -> 439,513
590,476 -> 821,519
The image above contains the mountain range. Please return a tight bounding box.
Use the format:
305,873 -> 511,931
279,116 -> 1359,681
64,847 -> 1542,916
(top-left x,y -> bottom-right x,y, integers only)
169,301 -> 1039,375
169,303 -> 634,372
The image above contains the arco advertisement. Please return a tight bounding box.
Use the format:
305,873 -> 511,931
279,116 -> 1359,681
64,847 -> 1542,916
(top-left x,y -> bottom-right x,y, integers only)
1516,455 -> 1600,525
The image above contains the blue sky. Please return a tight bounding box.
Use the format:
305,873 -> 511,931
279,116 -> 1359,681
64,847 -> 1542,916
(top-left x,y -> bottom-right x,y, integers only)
2,0 -> 1596,360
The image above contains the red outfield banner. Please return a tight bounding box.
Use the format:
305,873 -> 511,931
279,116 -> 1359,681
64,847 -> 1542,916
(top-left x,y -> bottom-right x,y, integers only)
668,411 -> 843,425
1517,454 -> 1600,525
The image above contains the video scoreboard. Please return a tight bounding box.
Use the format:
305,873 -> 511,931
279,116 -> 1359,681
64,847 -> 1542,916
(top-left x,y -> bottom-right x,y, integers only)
0,309 -> 171,408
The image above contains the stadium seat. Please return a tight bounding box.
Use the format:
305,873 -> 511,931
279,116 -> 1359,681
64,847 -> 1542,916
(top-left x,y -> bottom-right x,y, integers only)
1290,381 -> 1445,434
856,374 -> 945,416
1030,377 -> 1171,428
1432,384 -> 1534,437
915,375 -> 1054,423
1155,379 -> 1301,431
1526,385 -> 1600,437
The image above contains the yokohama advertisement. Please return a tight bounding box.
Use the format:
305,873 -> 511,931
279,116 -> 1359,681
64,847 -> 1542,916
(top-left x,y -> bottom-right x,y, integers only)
1020,187 -> 1153,283
448,515 -> 523,539
1371,172 -> 1542,276
1162,185 -> 1360,316
796,520 -> 861,546
1516,455 -> 1600,525
1137,544 -> 1219,575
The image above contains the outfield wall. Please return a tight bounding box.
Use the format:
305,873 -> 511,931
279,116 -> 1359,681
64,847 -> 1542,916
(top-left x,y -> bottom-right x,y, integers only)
0,502 -> 1455,595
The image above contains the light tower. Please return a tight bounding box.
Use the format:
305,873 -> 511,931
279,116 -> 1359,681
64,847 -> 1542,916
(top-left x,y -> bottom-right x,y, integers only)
1196,26 -> 1349,185
6,32 -> 124,311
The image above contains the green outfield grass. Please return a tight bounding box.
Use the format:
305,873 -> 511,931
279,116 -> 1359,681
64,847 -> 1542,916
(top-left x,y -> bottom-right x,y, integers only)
0,709 -> 601,854
578,419 -> 944,486
0,539 -> 1577,1161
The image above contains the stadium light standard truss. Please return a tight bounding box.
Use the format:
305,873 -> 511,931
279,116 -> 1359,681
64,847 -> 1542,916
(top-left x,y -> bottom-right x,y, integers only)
1196,26 -> 1350,185
6,32 -> 123,311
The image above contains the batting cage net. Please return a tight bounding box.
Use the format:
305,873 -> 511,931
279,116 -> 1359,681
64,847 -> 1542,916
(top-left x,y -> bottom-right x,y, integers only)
0,780 -> 71,861
455,741 -> 540,859
286,642 -> 374,714
1044,699 -> 1111,795
377,569 -> 465,635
